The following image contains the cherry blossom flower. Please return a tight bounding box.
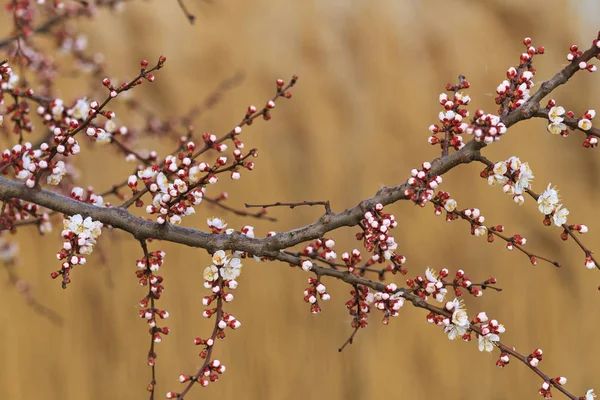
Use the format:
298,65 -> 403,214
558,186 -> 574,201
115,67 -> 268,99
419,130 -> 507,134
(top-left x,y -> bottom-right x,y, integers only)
547,106 -> 567,134
425,267 -> 448,302
212,250 -> 228,266
207,217 -> 227,233
488,162 -> 509,186
71,98 -> 90,120
47,161 -> 67,185
578,118 -> 593,131
537,184 -> 559,214
444,298 -> 470,340
138,166 -> 157,180
514,163 -> 534,194
548,106 -> 565,122
474,226 -> 488,237
478,333 -> 500,352
220,256 -> 242,280
585,389 -> 597,400
203,265 -> 219,282
553,205 -> 569,226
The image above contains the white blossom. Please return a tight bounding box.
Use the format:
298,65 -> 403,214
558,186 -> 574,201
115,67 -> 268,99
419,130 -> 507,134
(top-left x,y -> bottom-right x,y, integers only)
537,184 -> 559,215
478,333 -> 499,352
553,205 -> 569,226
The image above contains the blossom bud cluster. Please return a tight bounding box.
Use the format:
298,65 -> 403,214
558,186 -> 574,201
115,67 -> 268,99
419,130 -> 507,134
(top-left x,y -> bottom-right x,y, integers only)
408,267 -> 449,303
167,359 -> 226,396
70,186 -> 108,207
0,198 -> 51,234
466,110 -> 508,144
370,283 -> 404,325
344,285 -> 372,328
427,81 -> 471,150
5,142 -> 67,188
340,248 -> 362,273
303,277 -> 330,314
171,250 -> 241,396
483,156 -> 534,205
476,318 -> 505,352
405,162 -> 442,206
133,141 -> 256,225
357,204 -> 404,268
494,38 -> 542,113
567,44 -> 597,72
52,214 -> 102,287
432,191 -> 458,220
136,250 -> 170,352
301,238 -> 338,263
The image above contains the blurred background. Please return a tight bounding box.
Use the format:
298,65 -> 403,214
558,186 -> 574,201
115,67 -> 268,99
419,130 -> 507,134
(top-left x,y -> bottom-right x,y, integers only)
1,0 -> 599,399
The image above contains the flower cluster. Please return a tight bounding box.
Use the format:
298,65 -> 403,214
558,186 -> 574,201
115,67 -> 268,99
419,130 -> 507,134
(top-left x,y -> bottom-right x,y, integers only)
167,249 -> 241,396
344,285 -> 372,328
169,359 -> 226,394
303,277 -> 330,314
428,300 -> 504,353
477,318 -> 505,352
203,250 -> 243,283
5,142 -> 68,188
0,198 -> 52,234
370,283 -> 404,325
136,250 -> 170,360
300,238 -> 338,263
442,298 -> 470,340
357,203 -> 404,267
405,162 -> 443,207
133,141 -> 256,225
494,37 -> 543,114
427,78 -> 471,151
408,267 -> 448,302
465,110 -> 508,144
70,186 -> 109,207
485,156 -> 534,205
537,184 -> 570,226
567,44 -> 597,72
52,214 -> 102,288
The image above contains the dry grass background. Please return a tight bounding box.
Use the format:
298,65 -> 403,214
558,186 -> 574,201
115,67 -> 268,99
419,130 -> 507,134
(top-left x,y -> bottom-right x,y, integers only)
0,1 -> 599,399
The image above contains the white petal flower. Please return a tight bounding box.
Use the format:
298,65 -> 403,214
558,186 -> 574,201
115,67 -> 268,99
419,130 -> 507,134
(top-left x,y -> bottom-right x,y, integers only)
220,257 -> 242,280
47,161 -> 67,185
138,166 -> 157,180
478,333 -> 499,352
425,267 -> 439,283
513,163 -> 533,194
537,184 -> 559,215
156,172 -> 169,194
212,250 -> 228,266
548,106 -> 565,123
451,299 -> 469,327
578,118 -> 592,131
444,199 -> 457,212
547,121 -> 567,135
207,217 -> 227,231
474,226 -> 488,237
64,214 -> 84,234
203,265 -> 219,282
585,389 -> 597,400
71,98 -> 90,120
507,156 -> 521,172
188,165 -> 202,184
553,205 -> 569,226
444,323 -> 467,340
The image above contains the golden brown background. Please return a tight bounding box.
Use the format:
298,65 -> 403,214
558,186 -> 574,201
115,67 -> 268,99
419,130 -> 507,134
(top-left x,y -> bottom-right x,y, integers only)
1,1 -> 599,399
